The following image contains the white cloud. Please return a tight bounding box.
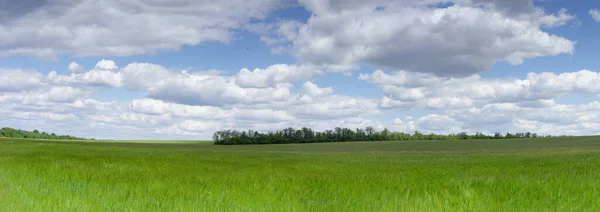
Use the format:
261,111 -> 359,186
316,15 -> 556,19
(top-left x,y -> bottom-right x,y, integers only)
288,95 -> 381,119
94,60 -> 118,71
9,59 -> 382,121
129,98 -> 227,119
414,114 -> 461,133
48,69 -> 123,88
87,112 -> 174,129
146,72 -> 293,107
177,120 -> 222,133
232,109 -> 296,122
0,94 -> 380,139
445,101 -> 600,136
393,118 -> 403,125
531,8 -> 575,27
301,81 -> 333,97
129,98 -> 296,122
361,69 -> 600,110
5,111 -> 78,122
262,1 -> 574,76
0,0 -> 284,59
234,64 -> 320,88
590,9 -> 600,22
68,62 -> 85,74
0,86 -> 91,104
118,63 -> 170,90
41,60 -> 303,107
113,62 -> 296,106
4,57 -> 600,139
0,69 -> 44,92
0,59 -> 384,139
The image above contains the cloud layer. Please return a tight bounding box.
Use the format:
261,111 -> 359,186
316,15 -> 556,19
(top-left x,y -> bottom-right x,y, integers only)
0,0 -> 284,59
1,58 -> 599,139
360,69 -> 600,110
0,60 -> 382,139
259,0 -> 575,76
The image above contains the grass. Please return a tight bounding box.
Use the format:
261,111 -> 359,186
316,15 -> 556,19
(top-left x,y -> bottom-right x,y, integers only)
1,137 -> 599,211
90,139 -> 212,144
2,137 -> 211,144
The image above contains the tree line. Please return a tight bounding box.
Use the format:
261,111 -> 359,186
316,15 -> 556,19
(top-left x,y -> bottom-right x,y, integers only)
213,127 -> 552,145
0,127 -> 90,140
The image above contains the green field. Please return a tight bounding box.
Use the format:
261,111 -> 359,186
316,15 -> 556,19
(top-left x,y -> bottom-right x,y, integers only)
1,137 -> 600,211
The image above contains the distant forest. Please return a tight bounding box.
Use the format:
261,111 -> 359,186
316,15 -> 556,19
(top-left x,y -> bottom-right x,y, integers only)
0,127 -> 89,140
213,127 -> 553,145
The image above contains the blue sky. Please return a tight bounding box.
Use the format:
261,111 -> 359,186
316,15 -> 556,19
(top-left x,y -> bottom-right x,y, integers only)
1,0 -> 600,140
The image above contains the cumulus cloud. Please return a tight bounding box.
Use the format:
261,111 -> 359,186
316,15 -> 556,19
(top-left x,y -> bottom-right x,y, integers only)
41,60 -> 298,106
445,102 -> 600,136
95,60 -> 118,71
2,0 -> 577,79
393,118 -> 403,125
0,69 -> 43,92
48,59 -> 123,88
128,98 -> 296,123
298,0 -> 547,17
68,62 -> 85,74
48,70 -> 123,88
233,109 -> 296,122
288,95 -> 380,119
129,98 -> 227,119
261,0 -> 575,76
361,69 -> 600,110
413,114 -> 461,133
590,9 -> 600,22
532,8 -> 575,27
0,59 -> 384,139
176,120 -> 222,133
0,0 -> 284,59
7,59 -> 381,118
0,86 -> 92,106
234,64 -> 320,88
3,57 -> 599,139
144,71 -> 293,107
3,111 -> 78,122
301,81 -> 333,97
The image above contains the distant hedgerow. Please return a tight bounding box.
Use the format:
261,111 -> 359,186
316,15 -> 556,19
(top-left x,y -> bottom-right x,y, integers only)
213,127 -> 551,145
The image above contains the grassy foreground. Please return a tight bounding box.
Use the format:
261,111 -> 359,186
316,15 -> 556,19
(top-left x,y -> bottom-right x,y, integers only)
1,137 -> 600,211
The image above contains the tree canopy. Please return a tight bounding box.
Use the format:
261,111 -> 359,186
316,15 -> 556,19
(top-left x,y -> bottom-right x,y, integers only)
0,127 -> 89,140
213,127 -> 549,145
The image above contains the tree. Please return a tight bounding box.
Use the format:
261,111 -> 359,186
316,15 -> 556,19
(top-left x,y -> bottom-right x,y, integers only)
381,128 -> 390,140
494,132 -> 503,139
365,126 -> 374,137
458,132 -> 468,140
211,127 -> 545,145
0,127 -> 87,140
505,132 -> 514,139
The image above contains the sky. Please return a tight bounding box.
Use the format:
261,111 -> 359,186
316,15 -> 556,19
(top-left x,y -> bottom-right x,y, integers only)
1,0 -> 600,140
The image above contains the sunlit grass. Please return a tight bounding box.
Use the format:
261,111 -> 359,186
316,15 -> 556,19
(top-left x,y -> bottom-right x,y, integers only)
1,137 -> 599,211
